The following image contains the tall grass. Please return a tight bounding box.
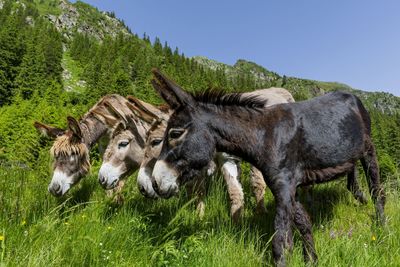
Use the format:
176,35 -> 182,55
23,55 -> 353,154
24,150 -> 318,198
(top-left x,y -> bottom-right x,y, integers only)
0,162 -> 399,266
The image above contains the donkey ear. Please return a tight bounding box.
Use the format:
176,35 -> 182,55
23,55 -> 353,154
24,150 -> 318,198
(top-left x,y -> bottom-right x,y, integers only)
111,121 -> 127,138
67,116 -> 83,141
125,100 -> 157,124
103,100 -> 129,125
126,96 -> 161,118
34,121 -> 65,139
151,68 -> 195,109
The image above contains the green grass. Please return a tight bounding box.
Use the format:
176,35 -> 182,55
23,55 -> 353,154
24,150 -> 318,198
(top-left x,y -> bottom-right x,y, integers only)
33,0 -> 61,16
61,52 -> 86,93
1,163 -> 399,266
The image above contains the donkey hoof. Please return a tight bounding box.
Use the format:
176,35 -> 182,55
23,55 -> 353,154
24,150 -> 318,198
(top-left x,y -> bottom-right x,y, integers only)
255,204 -> 267,215
231,206 -> 244,223
357,193 -> 368,205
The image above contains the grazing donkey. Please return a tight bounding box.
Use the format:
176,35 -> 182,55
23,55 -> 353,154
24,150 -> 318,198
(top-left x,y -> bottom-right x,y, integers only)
149,69 -> 385,266
34,94 -> 147,197
99,96 -> 265,220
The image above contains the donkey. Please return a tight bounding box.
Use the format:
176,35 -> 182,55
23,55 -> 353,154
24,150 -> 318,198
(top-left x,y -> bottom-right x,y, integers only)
149,69 -> 385,266
34,94 -> 149,197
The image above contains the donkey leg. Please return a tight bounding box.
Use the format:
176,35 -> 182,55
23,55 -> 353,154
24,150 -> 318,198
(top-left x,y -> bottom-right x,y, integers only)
270,180 -> 296,267
185,176 -> 206,219
360,141 -> 386,224
250,166 -> 267,215
346,166 -> 368,204
221,160 -> 244,223
293,199 -> 318,263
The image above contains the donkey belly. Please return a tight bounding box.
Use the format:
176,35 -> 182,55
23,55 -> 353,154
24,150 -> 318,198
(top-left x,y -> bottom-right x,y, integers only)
300,107 -> 365,168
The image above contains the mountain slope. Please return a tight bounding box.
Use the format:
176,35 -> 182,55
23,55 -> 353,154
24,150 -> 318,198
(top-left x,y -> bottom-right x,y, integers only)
12,0 -> 398,115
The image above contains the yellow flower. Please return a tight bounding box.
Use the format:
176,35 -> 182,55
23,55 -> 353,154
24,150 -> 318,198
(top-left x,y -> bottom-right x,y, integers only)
0,235 -> 4,241
21,220 -> 27,226
107,226 -> 113,231
371,235 -> 376,241
64,222 -> 70,226
81,215 -> 87,219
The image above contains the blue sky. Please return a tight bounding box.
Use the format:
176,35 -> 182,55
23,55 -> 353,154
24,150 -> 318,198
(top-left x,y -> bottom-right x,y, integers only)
74,0 -> 400,96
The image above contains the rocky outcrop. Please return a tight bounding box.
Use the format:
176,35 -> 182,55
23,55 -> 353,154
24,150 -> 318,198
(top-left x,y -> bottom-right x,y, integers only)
45,0 -> 79,39
44,0 -> 129,40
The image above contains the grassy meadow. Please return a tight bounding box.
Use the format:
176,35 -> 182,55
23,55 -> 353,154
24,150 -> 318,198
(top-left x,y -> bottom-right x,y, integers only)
1,0 -> 399,266
0,158 -> 399,267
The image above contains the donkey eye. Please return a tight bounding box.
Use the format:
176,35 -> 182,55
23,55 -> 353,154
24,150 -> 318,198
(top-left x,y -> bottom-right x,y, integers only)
150,139 -> 162,147
169,129 -> 184,139
118,140 -> 130,148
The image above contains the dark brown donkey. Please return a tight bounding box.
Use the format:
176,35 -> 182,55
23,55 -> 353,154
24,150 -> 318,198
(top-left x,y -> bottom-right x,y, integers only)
149,69 -> 385,266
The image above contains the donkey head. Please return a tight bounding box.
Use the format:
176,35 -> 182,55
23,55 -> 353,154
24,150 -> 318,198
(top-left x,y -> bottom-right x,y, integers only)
35,117 -> 90,197
150,69 -> 216,198
98,100 -> 144,189
137,113 -> 170,199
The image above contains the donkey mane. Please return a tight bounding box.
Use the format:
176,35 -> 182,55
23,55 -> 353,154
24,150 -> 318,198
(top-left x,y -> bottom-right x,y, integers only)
50,135 -> 89,158
192,90 -> 266,109
86,94 -> 128,127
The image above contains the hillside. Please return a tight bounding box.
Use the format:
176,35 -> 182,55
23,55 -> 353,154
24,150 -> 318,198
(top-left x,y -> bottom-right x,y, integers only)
3,0 -> 399,113
0,1 -> 399,266
192,57 -> 400,115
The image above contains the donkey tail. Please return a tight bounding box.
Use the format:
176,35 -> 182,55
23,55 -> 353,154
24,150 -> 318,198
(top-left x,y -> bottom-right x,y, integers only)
360,138 -> 386,224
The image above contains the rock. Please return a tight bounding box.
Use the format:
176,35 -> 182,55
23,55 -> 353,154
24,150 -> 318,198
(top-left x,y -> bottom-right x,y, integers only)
62,68 -> 72,81
77,80 -> 87,88
64,85 -> 73,92
25,16 -> 34,26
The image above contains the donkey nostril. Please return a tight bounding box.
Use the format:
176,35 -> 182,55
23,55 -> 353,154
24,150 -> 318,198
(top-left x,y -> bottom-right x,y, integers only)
152,180 -> 159,192
54,183 -> 61,192
139,185 -> 146,194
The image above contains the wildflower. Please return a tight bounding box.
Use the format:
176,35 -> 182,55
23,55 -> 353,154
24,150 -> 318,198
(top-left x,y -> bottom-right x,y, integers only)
107,226 -> 113,231
21,220 -> 27,226
371,235 -> 376,241
0,235 -> 4,241
347,227 -> 353,238
329,230 -> 336,239
81,215 -> 87,219
64,222 -> 70,226
99,242 -> 103,246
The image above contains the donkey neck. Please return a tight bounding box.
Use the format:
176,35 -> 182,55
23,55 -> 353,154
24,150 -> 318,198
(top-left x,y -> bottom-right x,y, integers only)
204,105 -> 270,168
79,114 -> 109,149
